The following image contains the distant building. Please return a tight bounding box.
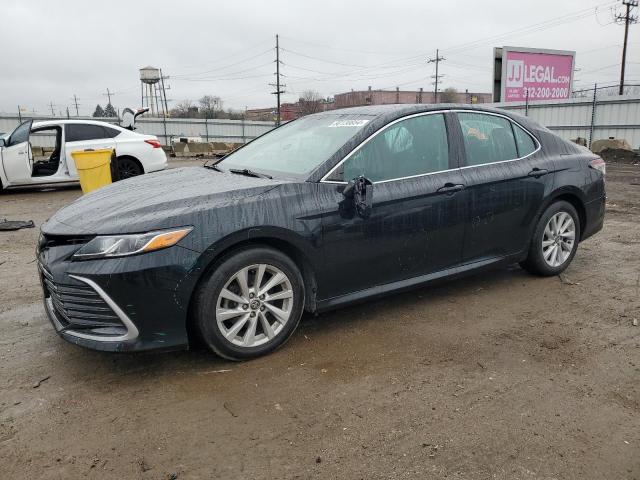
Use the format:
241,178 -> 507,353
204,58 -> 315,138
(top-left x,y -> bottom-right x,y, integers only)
246,98 -> 335,122
245,87 -> 491,121
245,107 -> 276,122
334,87 -> 492,108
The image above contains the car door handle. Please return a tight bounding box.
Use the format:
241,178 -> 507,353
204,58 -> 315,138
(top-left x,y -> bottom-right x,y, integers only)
437,183 -> 465,195
527,168 -> 549,178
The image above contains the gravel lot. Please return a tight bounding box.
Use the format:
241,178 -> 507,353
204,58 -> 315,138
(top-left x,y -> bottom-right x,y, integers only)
1,159 -> 639,479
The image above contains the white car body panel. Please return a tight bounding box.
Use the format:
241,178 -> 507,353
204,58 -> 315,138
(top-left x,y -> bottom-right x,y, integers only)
0,119 -> 167,189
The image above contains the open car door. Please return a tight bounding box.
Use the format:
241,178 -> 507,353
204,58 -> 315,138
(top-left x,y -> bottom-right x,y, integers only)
0,120 -> 33,185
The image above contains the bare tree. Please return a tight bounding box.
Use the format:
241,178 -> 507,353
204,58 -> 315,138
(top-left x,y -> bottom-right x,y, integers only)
298,90 -> 323,116
439,87 -> 459,103
199,95 -> 223,118
171,100 -> 195,118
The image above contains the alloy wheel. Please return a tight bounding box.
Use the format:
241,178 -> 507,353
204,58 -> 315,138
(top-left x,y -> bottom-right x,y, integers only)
118,159 -> 141,179
541,211 -> 576,268
215,264 -> 294,348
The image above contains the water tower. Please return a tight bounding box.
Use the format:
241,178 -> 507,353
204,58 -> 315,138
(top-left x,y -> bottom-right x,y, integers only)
140,66 -> 167,116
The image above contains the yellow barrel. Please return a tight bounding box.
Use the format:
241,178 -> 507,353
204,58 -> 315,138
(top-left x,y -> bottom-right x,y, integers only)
71,149 -> 113,194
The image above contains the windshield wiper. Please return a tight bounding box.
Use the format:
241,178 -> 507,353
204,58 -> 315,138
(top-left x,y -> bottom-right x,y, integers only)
229,168 -> 273,179
203,163 -> 223,172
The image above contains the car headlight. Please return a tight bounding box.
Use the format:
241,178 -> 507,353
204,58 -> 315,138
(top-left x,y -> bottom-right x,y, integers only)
72,227 -> 193,260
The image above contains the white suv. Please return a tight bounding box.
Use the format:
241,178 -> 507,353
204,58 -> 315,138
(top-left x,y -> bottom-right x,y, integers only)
0,118 -> 167,190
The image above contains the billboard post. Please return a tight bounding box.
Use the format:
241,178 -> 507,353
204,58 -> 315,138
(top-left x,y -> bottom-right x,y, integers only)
493,46 -> 575,103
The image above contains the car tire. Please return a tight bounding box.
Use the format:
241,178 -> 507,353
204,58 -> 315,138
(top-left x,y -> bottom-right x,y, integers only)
520,200 -> 581,276
116,156 -> 143,179
193,246 -> 305,361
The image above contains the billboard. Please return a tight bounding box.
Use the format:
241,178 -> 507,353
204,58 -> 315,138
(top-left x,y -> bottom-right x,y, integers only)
493,46 -> 575,102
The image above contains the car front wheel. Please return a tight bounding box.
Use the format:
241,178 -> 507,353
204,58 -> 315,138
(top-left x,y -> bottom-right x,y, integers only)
193,246 -> 305,360
520,200 -> 581,276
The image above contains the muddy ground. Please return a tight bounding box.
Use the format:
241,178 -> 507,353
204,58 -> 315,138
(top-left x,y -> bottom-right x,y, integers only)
1,160 -> 639,480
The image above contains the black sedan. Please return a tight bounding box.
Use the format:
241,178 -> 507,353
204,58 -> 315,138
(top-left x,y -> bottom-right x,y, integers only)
37,104 -> 605,360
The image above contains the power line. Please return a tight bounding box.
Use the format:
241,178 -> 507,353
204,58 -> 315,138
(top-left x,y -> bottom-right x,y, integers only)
170,48 -> 274,80
167,39 -> 273,72
441,0 -> 618,55
174,61 -> 274,81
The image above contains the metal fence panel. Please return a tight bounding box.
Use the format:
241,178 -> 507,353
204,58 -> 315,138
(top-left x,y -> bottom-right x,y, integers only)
495,95 -> 640,148
0,115 -> 276,145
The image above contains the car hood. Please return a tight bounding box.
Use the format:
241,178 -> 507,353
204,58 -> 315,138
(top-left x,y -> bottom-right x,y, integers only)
42,167 -> 287,235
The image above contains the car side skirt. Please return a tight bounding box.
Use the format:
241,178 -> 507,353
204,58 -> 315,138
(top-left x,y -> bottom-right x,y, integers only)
315,252 -> 525,313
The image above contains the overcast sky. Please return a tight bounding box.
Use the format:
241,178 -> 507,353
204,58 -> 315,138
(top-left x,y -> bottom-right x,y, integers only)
0,0 -> 637,116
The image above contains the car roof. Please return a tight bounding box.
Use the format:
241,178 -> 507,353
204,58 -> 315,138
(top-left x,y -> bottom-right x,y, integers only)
319,103 -> 538,127
32,119 -> 125,130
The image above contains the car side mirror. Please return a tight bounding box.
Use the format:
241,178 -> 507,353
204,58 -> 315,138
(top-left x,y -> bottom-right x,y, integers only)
0,138 -> 5,147
342,175 -> 373,218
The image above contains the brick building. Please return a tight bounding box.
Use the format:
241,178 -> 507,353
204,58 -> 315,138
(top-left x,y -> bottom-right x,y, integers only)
334,87 -> 492,108
246,87 -> 491,121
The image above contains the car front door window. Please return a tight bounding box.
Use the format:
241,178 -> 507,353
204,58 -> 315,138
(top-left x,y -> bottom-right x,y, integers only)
336,113 -> 450,182
8,121 -> 31,146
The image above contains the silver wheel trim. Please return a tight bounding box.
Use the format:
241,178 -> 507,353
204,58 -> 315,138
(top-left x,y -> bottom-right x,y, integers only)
541,211 -> 576,268
215,263 -> 294,348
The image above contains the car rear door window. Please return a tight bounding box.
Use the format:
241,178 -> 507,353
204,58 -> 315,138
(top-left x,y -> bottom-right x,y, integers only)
66,124 -> 110,142
103,126 -> 122,138
512,123 -> 537,157
337,113 -> 449,182
457,112 -> 518,166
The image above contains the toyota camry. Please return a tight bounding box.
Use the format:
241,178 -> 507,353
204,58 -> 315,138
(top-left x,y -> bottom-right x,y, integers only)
37,104 -> 605,360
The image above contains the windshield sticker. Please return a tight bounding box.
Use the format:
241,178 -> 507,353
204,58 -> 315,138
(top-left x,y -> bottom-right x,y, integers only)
328,119 -> 370,128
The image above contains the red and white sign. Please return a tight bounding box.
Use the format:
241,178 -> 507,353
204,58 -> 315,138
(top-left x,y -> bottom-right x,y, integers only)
501,48 -> 574,102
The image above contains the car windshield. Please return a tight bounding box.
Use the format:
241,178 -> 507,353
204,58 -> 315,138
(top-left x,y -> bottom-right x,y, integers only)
218,113 -> 375,179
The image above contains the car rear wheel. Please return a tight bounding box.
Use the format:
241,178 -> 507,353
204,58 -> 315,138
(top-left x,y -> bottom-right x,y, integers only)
117,157 -> 143,179
193,246 -> 305,360
520,200 -> 581,276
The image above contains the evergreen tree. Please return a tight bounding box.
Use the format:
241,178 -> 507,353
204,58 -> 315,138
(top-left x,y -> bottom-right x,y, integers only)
92,104 -> 105,117
104,103 -> 117,118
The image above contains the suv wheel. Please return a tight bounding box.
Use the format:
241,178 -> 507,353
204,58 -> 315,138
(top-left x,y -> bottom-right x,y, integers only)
520,200 -> 581,276
193,246 -> 305,360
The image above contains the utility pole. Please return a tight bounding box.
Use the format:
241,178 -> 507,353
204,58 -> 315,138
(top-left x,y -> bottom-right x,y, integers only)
427,49 -> 446,103
48,101 -> 56,116
72,94 -> 80,116
616,0 -> 638,95
66,107 -> 70,119
104,88 -> 113,105
270,34 -> 286,126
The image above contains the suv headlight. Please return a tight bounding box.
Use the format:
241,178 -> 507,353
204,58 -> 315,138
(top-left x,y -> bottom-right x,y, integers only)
72,227 -> 193,260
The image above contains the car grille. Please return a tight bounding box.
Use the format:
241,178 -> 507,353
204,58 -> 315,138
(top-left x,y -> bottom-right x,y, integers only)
38,233 -> 93,252
40,264 -> 125,332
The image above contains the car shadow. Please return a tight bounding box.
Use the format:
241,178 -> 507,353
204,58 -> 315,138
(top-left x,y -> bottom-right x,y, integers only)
56,263 -> 535,381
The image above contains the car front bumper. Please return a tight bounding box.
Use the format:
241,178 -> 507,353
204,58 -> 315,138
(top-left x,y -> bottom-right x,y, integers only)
38,240 -> 200,352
